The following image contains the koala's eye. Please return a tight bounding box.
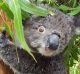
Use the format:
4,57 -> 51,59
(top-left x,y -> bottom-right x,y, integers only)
38,26 -> 45,33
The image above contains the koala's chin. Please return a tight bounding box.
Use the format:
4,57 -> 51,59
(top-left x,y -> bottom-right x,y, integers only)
36,45 -> 64,57
37,47 -> 59,57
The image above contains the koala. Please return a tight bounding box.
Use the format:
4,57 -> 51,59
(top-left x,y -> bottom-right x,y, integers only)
0,8 -> 79,74
24,10 -> 75,57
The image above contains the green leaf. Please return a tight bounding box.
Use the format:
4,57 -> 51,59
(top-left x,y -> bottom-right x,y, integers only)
68,6 -> 80,15
0,3 -> 13,19
21,10 -> 30,20
6,0 -> 36,61
0,0 -> 3,3
19,0 -> 48,16
73,0 -> 77,7
59,5 -> 73,12
69,57 -> 74,67
64,34 -> 79,67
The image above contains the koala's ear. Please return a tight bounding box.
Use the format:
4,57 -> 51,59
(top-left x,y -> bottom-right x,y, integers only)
66,15 -> 80,35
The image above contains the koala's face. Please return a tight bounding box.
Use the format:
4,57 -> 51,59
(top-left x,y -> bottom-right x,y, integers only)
24,11 -> 74,57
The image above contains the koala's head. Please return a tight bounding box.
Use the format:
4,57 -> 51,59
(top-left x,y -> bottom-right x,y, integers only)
24,10 -> 75,57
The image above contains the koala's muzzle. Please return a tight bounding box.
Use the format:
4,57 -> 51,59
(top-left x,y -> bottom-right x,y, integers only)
48,33 -> 60,50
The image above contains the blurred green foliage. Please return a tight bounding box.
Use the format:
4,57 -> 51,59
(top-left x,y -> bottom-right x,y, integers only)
0,0 -> 80,73
38,0 -> 80,15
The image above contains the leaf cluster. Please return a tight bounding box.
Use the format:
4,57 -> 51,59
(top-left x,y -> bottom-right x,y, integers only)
0,0 -> 49,61
40,0 -> 80,15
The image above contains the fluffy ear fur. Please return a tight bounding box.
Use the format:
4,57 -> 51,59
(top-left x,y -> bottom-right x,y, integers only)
66,15 -> 80,35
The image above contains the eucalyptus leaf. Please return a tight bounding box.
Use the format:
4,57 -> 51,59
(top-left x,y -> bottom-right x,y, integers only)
21,10 -> 30,20
19,0 -> 48,16
68,6 -> 80,15
6,0 -> 36,61
0,3 -> 13,19
59,5 -> 73,12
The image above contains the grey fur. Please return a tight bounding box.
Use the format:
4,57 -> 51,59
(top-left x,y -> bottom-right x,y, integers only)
24,10 -> 75,56
0,7 -> 80,74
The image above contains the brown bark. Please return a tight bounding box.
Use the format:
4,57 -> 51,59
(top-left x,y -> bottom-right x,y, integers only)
0,60 -> 14,74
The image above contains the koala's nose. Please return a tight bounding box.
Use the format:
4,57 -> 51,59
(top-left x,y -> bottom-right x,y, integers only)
48,33 -> 60,50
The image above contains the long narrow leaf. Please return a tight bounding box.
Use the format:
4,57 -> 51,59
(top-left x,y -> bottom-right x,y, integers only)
68,6 -> 80,15
6,0 -> 36,61
59,5 -> 73,12
0,3 -> 13,19
19,0 -> 48,16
